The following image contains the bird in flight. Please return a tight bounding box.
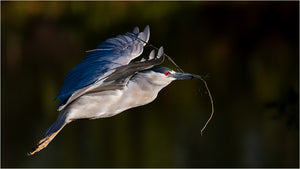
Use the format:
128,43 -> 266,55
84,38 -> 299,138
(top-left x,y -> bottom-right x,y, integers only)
28,25 -> 201,156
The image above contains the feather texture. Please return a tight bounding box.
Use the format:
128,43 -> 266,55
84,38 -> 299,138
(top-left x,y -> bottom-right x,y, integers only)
56,26 -> 150,107
57,47 -> 164,111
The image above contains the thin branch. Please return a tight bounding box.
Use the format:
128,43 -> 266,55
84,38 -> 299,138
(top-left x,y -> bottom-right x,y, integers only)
121,32 -> 214,135
193,75 -> 214,136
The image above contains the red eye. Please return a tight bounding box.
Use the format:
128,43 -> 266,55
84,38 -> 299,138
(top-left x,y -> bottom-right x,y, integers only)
164,71 -> 170,76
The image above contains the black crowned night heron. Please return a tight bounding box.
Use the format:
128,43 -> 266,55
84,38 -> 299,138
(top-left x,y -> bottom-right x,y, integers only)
28,25 -> 201,156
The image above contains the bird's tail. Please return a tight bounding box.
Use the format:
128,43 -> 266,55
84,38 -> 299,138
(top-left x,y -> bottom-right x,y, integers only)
27,112 -> 71,156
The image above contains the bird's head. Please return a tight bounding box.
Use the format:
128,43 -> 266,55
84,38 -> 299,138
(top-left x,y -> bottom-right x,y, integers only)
139,66 -> 197,88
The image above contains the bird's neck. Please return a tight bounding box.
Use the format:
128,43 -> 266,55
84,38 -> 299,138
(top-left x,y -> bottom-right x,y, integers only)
130,73 -> 168,93
123,74 -> 167,107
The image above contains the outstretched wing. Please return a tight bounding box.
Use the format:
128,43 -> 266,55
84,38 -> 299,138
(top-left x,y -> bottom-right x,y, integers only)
58,47 -> 165,111
56,26 -> 150,107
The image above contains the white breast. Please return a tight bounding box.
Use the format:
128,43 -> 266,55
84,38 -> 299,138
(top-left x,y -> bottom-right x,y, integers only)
64,75 -> 166,121
66,89 -> 123,120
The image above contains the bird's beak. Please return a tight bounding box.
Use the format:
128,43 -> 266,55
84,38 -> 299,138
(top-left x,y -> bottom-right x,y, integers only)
173,72 -> 197,80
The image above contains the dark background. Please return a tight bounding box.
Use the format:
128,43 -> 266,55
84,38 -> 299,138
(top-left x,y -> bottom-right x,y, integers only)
1,1 -> 299,167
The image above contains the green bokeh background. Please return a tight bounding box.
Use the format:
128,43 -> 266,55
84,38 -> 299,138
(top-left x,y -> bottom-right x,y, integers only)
1,1 -> 299,167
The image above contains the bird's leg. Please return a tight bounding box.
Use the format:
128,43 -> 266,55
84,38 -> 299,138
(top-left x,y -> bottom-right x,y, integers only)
27,120 -> 71,156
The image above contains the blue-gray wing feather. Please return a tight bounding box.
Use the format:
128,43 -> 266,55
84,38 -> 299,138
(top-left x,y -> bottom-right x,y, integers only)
55,26 -> 150,107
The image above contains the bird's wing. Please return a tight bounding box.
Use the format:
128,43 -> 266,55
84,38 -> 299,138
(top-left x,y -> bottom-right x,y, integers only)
56,26 -> 150,107
58,47 -> 165,111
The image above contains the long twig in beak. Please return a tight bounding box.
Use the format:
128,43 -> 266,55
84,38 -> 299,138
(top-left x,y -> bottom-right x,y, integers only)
127,32 -> 214,135
88,31 -> 214,135
128,32 -> 215,135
